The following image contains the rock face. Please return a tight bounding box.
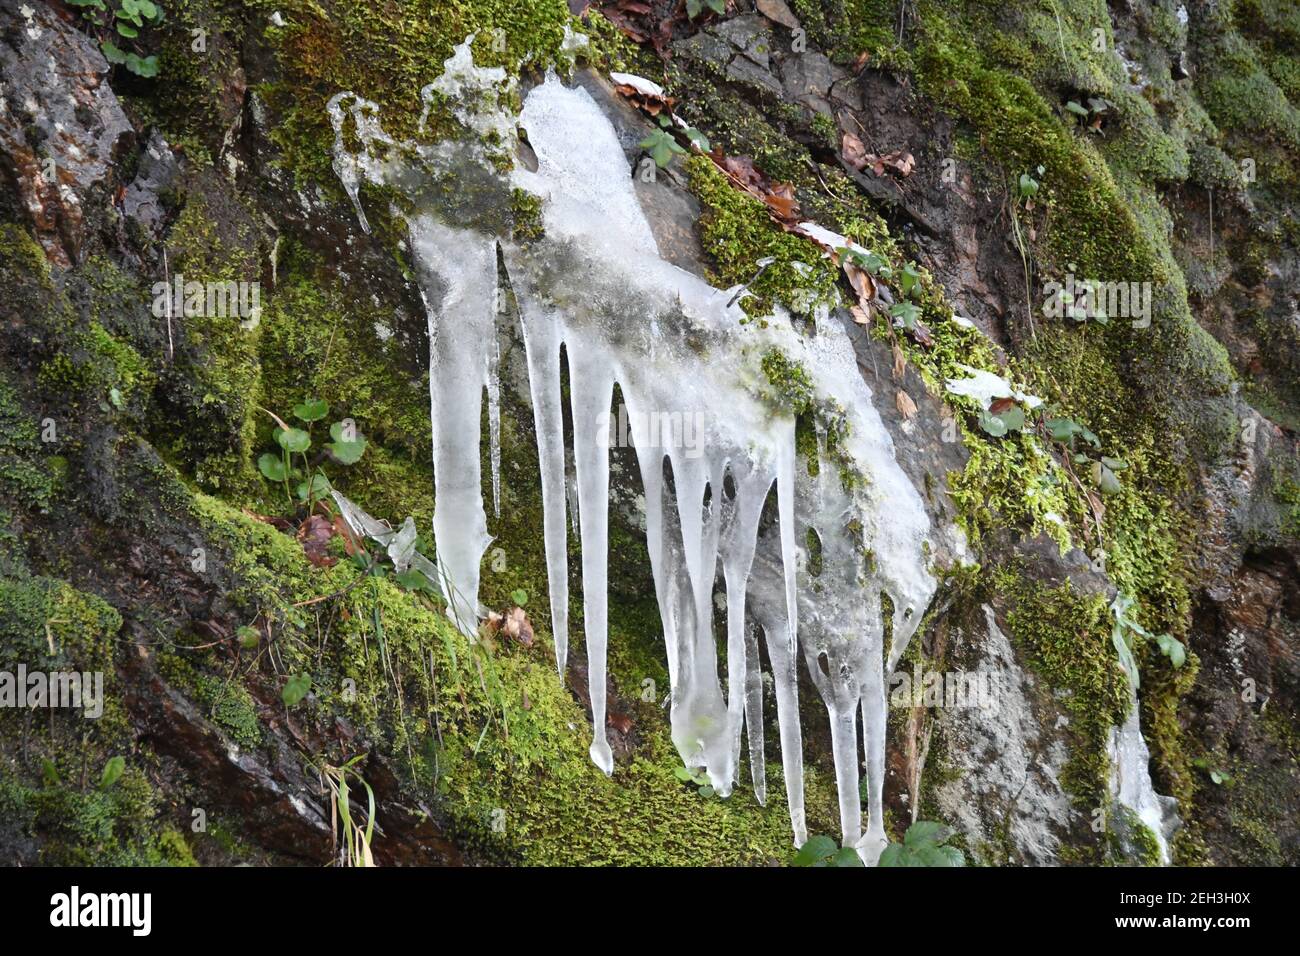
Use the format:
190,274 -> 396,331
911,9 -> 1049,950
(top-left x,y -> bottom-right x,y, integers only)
0,0 -> 1297,867
0,4 -> 133,266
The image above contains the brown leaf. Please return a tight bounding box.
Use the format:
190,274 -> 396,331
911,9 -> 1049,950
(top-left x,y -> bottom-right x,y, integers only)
842,131 -> 870,172
896,390 -> 918,419
892,343 -> 907,381
908,319 -> 934,348
843,260 -> 876,304
501,606 -> 534,647
297,515 -> 338,568
849,304 -> 871,326
521,689 -> 532,711
850,146 -> 916,179
762,182 -> 801,223
989,396 -> 1019,415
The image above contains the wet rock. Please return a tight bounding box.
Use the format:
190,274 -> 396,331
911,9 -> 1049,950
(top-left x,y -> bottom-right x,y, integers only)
782,51 -> 838,116
933,605 -> 1076,864
122,131 -> 180,242
0,3 -> 134,265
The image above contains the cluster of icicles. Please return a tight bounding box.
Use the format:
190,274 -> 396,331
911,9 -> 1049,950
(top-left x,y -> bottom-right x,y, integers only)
328,39 -> 938,862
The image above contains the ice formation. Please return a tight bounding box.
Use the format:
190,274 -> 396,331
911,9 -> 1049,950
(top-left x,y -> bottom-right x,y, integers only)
1109,692 -> 1181,864
328,42 -> 940,861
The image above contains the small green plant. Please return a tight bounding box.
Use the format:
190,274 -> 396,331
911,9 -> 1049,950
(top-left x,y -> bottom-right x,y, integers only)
98,756 -> 126,790
640,127 -> 687,168
878,821 -> 966,866
674,765 -> 716,797
1016,165 -> 1045,201
282,673 -> 311,707
1191,758 -> 1233,786
68,0 -> 164,77
1111,593 -> 1185,691
320,756 -> 377,867
256,400 -> 366,511
791,835 -> 865,867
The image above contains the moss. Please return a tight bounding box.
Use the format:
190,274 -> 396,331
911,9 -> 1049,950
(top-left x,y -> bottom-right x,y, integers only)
149,191 -> 264,497
1106,804 -> 1162,866
509,187 -> 545,243
0,375 -> 61,513
157,653 -> 262,749
686,154 -> 841,317
251,0 -> 574,190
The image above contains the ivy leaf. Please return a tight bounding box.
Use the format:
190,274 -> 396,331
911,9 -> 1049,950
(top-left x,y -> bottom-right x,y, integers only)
295,473 -> 332,501
327,421 -> 367,464
684,127 -> 711,152
293,398 -> 329,422
99,756 -> 126,790
889,301 -> 920,329
275,426 -> 311,454
978,410 -> 1009,437
101,39 -> 128,64
1090,459 -> 1123,495
257,453 -> 287,481
510,588 -> 528,606
1066,100 -> 1090,117
282,673 -> 311,707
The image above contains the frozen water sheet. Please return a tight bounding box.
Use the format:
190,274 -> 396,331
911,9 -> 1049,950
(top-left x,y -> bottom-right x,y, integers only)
330,43 -> 943,859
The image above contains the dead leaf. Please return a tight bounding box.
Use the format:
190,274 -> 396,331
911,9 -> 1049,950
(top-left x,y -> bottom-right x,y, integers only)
501,606 -> 534,647
521,689 -> 532,711
896,390 -> 918,419
988,396 -> 1019,415
842,131 -> 870,171
297,515 -> 338,568
332,514 -> 362,556
843,260 -> 876,304
908,319 -> 935,348
850,304 -> 871,325
846,144 -> 916,179
756,0 -> 801,30
243,508 -> 294,532
892,344 -> 907,381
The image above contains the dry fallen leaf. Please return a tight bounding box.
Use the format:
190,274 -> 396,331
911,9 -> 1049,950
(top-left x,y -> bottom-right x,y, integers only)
892,343 -> 907,381
843,260 -> 876,304
896,390 -> 918,419
989,396 -> 1020,415
842,131 -> 870,171
501,606 -> 534,647
297,515 -> 338,568
850,304 -> 871,325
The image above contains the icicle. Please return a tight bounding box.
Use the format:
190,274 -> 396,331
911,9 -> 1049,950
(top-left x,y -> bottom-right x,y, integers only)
569,345 -> 615,774
409,215 -> 498,635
